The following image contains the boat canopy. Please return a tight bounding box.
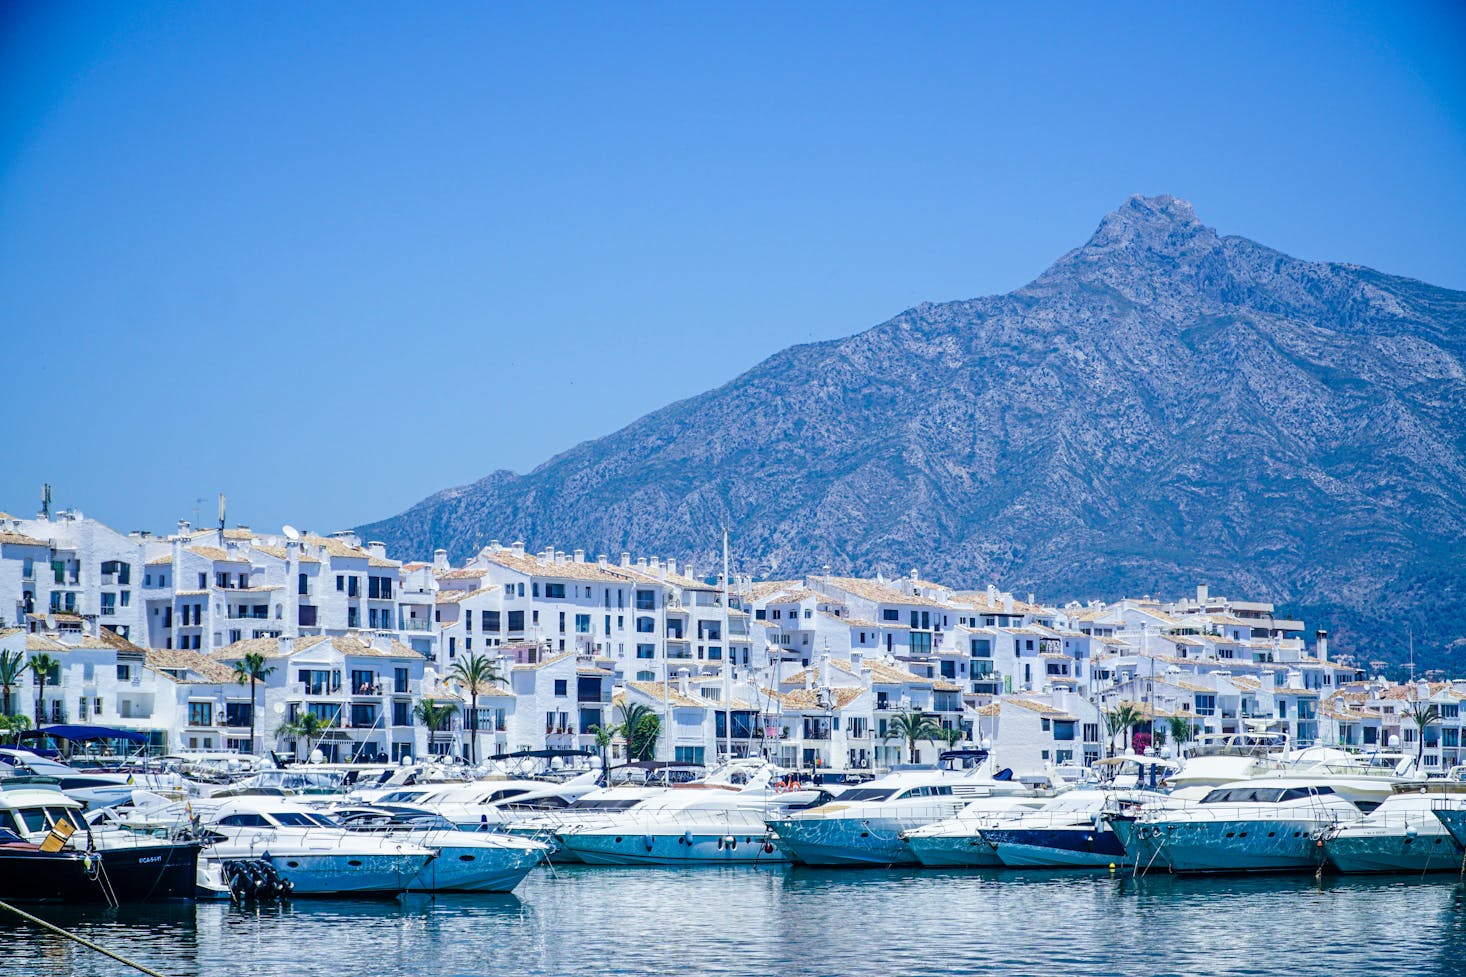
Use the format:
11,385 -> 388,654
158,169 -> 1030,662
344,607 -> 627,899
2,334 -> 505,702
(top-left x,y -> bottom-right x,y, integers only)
20,725 -> 147,744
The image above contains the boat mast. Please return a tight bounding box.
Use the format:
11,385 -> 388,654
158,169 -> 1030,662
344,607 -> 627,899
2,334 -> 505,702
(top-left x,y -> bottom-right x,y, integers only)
722,526 -> 732,764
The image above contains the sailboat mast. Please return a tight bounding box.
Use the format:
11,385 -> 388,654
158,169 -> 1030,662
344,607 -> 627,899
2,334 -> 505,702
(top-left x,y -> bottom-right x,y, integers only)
723,526 -> 732,763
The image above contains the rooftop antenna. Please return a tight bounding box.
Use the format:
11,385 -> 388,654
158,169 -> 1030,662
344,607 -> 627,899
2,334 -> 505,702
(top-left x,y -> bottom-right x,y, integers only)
1408,625 -> 1415,684
217,492 -> 227,545
40,483 -> 51,519
723,526 -> 732,764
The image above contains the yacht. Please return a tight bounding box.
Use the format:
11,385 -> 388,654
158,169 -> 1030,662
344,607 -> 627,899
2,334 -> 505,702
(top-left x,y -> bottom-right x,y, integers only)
978,758 -> 1182,868
767,759 -> 1032,867
1113,778 -> 1362,874
201,797 -> 436,895
387,771 -> 601,829
899,796 -> 1048,867
553,762 -> 831,865
0,782 -> 200,903
1163,732 -> 1289,794
0,747 -> 182,809
500,784 -> 670,860
333,808 -> 549,892
1323,783 -> 1466,874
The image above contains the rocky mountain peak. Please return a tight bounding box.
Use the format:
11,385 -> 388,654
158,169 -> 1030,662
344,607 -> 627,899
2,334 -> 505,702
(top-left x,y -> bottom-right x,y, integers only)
360,196 -> 1466,672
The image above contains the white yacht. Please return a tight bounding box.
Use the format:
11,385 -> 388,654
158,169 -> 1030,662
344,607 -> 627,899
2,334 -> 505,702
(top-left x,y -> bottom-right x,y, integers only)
394,771 -> 601,830
201,797 -> 436,895
899,796 -> 1048,867
1323,783 -> 1466,874
553,762 -> 829,865
1114,778 -> 1362,874
333,808 -> 549,892
0,748 -> 182,809
767,761 -> 1032,867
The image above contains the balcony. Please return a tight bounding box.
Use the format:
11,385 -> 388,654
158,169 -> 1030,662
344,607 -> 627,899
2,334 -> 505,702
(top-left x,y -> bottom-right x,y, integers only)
401,619 -> 433,632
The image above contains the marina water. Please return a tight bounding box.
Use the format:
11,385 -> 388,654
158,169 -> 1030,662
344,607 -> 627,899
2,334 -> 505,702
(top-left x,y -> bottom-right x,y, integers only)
8,865 -> 1466,976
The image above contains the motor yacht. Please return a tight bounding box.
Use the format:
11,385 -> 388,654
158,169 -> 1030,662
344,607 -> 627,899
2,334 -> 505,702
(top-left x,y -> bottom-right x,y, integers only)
0,747 -> 181,809
767,758 -> 1032,867
1323,782 -> 1466,874
200,797 -> 436,895
898,796 -> 1048,867
333,808 -> 548,892
1113,778 -> 1362,874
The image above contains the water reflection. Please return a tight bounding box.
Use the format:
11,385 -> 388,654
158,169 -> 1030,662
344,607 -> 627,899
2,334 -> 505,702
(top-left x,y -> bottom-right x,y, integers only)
4,867 -> 1466,976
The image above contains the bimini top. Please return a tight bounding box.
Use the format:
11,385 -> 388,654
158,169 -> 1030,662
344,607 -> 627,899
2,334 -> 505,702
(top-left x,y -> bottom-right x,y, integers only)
20,725 -> 148,744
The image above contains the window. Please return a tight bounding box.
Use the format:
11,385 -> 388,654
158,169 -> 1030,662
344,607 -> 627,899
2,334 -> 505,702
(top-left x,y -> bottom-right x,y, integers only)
506,610 -> 524,632
882,609 -> 899,622
575,614 -> 591,634
545,583 -> 566,599
554,679 -> 568,696
93,697 -> 102,715
225,702 -> 253,727
120,591 -> 130,607
636,644 -> 656,659
348,576 -> 360,598
100,592 -> 116,616
117,664 -> 131,681
216,572 -> 229,589
337,575 -> 345,591
635,590 -> 656,611
636,617 -> 655,633
1053,721 -> 1076,741
1194,694 -> 1216,716
299,573 -> 309,595
637,670 -> 655,681
188,701 -> 213,726
298,605 -> 317,627
198,573 -> 207,589
484,610 -> 496,631
1083,723 -> 1100,742
393,700 -> 410,726
347,607 -> 359,628
464,612 -> 472,632
350,704 -> 377,727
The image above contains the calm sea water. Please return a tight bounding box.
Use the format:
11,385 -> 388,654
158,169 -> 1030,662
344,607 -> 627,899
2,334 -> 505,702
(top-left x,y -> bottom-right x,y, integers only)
7,865 -> 1466,977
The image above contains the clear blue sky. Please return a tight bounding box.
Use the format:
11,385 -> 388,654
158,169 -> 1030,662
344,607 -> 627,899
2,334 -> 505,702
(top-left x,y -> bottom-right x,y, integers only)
2,1 -> 1463,537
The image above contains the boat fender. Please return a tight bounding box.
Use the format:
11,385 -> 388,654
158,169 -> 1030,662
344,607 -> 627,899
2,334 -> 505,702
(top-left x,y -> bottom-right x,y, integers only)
644,834 -> 655,852
681,831 -> 694,846
762,841 -> 775,855
723,835 -> 736,850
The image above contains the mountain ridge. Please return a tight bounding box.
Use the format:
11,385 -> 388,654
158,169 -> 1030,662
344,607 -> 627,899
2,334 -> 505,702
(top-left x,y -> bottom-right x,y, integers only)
360,195 -> 1466,672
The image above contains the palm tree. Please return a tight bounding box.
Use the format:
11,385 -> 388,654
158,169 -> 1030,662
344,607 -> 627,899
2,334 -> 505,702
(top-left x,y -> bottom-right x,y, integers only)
939,725 -> 964,750
276,711 -> 333,758
1104,704 -> 1144,757
230,651 -> 276,756
0,650 -> 24,717
883,709 -> 942,765
615,702 -> 661,761
448,653 -> 503,765
588,722 -> 615,783
26,652 -> 59,726
413,699 -> 459,755
1166,714 -> 1195,757
1404,697 -> 1442,769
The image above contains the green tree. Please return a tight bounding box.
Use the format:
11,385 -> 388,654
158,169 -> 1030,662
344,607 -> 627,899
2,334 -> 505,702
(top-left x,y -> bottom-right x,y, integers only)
448,653 -> 503,765
0,650 -> 25,717
413,699 -> 459,754
1166,714 -> 1195,755
1404,698 -> 1442,769
883,709 -> 943,765
26,652 -> 59,726
615,702 -> 661,761
230,651 -> 277,756
276,711 -> 333,757
0,713 -> 31,745
939,725 -> 964,750
1104,704 -> 1144,757
588,722 -> 615,784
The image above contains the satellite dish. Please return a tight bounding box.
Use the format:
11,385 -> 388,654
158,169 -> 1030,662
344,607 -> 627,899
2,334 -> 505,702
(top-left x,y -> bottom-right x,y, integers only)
282,524 -> 300,541
273,702 -> 286,715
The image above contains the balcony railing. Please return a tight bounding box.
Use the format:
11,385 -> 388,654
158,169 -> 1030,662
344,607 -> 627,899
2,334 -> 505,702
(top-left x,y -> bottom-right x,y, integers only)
401,619 -> 433,632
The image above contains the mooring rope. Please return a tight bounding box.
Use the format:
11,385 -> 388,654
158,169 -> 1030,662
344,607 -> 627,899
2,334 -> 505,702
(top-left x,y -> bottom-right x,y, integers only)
0,898 -> 174,977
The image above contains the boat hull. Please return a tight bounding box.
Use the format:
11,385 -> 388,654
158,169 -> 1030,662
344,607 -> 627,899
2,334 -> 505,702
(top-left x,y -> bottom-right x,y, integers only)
0,840 -> 200,903
257,851 -> 434,894
406,837 -> 545,892
767,817 -> 920,867
983,828 -> 1127,868
902,833 -> 1002,868
1126,819 -> 1330,874
559,830 -> 786,865
1325,831 -> 1461,874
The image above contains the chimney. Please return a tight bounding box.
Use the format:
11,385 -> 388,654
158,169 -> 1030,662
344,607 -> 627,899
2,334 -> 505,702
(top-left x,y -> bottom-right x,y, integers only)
803,668 -> 813,691
637,557 -> 648,569
677,668 -> 690,697
573,549 -> 585,563
279,636 -> 294,657
987,584 -> 998,602
368,541 -> 387,560
668,559 -> 678,576
1196,584 -> 1209,605
850,650 -> 863,672
621,552 -> 631,567
597,554 -> 608,567
1316,629 -> 1329,662
820,654 -> 831,687
433,548 -> 448,570
512,540 -> 525,556
177,519 -> 191,537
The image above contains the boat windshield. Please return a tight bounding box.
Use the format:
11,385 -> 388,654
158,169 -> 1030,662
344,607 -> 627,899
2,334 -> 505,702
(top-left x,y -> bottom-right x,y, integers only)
272,811 -> 339,827
1201,786 -> 1334,804
832,788 -> 896,803
567,798 -> 643,811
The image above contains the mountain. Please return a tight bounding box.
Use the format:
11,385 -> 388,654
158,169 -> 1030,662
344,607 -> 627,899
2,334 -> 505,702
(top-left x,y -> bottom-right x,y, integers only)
360,195 -> 1466,672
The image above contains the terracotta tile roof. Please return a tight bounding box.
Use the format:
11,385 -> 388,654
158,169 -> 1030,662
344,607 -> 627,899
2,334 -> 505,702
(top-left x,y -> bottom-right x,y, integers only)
820,576 -> 949,609
436,587 -> 497,605
145,553 -> 173,566
213,634 -> 422,662
301,534 -> 371,560
626,680 -> 706,708
509,651 -> 576,671
768,686 -> 865,711
146,648 -> 237,683
481,549 -> 635,584
188,545 -> 249,564
0,530 -> 48,547
746,580 -> 802,601
26,634 -> 66,651
1001,698 -> 1076,719
434,568 -> 487,580
251,544 -> 321,564
932,679 -> 962,692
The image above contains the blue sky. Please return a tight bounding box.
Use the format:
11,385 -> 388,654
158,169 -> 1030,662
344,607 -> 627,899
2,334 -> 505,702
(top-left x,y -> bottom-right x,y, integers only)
2,1 -> 1463,537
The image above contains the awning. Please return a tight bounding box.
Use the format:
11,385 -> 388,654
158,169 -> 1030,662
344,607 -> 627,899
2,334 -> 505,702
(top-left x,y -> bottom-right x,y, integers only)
21,724 -> 148,744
